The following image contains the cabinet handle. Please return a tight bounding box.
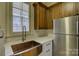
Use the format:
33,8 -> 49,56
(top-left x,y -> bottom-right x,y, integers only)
46,49 -> 50,52
46,43 -> 51,46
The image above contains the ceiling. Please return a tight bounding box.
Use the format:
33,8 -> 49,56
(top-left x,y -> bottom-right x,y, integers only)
42,2 -> 57,7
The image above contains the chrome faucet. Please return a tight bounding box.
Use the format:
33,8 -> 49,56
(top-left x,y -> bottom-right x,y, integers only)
22,26 -> 26,42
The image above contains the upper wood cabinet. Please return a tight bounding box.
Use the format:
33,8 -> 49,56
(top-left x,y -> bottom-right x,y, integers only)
62,3 -> 76,17
50,3 -> 63,19
75,2 -> 79,15
33,3 -> 48,29
46,8 -> 53,29
49,2 -> 77,20
33,2 -> 79,29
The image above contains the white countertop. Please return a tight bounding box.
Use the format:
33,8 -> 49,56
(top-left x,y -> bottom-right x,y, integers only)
5,35 -> 54,56
33,36 -> 53,44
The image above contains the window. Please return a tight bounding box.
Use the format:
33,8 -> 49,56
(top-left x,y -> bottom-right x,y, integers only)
13,2 -> 29,32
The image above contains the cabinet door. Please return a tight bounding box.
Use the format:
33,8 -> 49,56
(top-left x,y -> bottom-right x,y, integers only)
77,3 -> 79,14
33,3 -> 48,29
75,2 -> 79,15
34,3 -> 40,29
47,8 -> 53,29
51,2 -> 76,20
51,3 -> 63,19
39,41 -> 52,56
39,5 -> 47,29
62,2 -> 75,17
39,6 -> 45,29
43,7 -> 47,29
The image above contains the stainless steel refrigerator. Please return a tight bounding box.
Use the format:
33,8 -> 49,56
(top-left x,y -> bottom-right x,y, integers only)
53,15 -> 79,56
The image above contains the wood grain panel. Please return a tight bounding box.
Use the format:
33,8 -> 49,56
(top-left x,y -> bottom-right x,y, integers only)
33,2 -> 78,29
33,3 -> 48,29
75,2 -> 79,15
44,7 -> 47,29
50,3 -> 63,19
49,2 -> 76,20
77,3 -> 79,14
46,8 -> 53,29
62,2 -> 75,17
39,6 -> 44,29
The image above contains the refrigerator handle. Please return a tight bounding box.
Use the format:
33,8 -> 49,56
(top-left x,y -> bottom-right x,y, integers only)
77,17 -> 79,35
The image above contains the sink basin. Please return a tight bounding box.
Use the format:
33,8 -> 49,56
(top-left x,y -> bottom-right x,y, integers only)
11,40 -> 42,56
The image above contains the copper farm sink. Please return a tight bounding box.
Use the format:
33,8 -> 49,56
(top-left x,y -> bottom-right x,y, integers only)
11,40 -> 42,56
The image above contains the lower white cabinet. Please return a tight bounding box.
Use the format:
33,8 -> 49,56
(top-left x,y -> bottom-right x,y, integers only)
39,40 -> 52,56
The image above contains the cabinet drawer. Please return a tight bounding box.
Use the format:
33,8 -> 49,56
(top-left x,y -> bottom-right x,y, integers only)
45,48 -> 52,53
43,41 -> 52,53
39,40 -> 52,56
39,49 -> 52,56
44,49 -> 52,56
46,42 -> 51,46
43,41 -> 52,50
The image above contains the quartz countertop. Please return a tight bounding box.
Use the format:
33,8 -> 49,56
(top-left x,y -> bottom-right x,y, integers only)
5,35 -> 54,56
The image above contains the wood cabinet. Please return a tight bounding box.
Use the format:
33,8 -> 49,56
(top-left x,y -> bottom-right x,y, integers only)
51,3 -> 63,19
62,2 -> 76,17
46,8 -> 53,29
75,2 -> 79,15
77,3 -> 79,14
33,3 -> 48,29
33,2 -> 79,29
49,2 -> 76,20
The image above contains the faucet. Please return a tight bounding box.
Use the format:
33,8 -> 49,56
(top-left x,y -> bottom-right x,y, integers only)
22,26 -> 26,42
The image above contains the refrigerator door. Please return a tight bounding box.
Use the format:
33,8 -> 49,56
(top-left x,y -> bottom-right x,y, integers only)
54,34 -> 78,56
67,16 -> 78,35
53,15 -> 79,56
53,18 -> 66,34
68,35 -> 78,56
54,34 -> 66,56
53,16 -> 78,35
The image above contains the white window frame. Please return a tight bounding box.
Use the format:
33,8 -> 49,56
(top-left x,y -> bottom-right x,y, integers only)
12,2 -> 30,33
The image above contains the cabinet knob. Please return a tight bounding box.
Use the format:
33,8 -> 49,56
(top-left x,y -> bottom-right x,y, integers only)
46,49 -> 50,52
46,43 -> 51,46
